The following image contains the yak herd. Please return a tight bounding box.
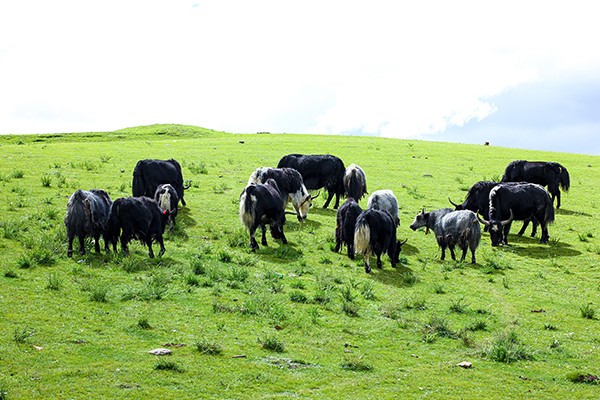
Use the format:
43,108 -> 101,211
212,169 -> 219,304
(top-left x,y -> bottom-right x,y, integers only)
64,154 -> 570,274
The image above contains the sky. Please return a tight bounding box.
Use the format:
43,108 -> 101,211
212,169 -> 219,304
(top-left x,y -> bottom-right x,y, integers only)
1,1 -> 599,155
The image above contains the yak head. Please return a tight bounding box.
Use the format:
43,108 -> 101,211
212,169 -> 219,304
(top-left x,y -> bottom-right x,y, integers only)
293,188 -> 319,222
409,209 -> 430,233
478,210 -> 513,246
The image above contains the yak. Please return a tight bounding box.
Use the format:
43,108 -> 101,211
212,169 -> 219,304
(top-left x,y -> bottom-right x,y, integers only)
343,164 -> 367,202
106,196 -> 169,258
239,179 -> 287,250
247,167 -> 316,222
501,160 -> 570,208
334,197 -> 363,259
479,183 -> 555,246
277,154 -> 345,209
65,189 -> 112,257
449,181 -> 538,237
367,189 -> 400,227
410,208 -> 481,264
132,159 -> 190,206
154,183 -> 179,231
354,208 -> 406,273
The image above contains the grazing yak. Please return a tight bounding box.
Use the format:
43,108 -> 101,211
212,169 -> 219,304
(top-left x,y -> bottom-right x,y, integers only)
334,198 -> 363,259
106,197 -> 170,258
65,189 -> 112,257
450,181 -> 538,237
132,159 -> 190,206
277,154 -> 345,209
248,167 -> 315,222
354,208 -> 406,273
479,183 -> 555,246
410,208 -> 481,264
239,178 -> 287,250
154,183 -> 179,231
501,160 -> 570,208
367,189 -> 400,226
343,164 -> 367,202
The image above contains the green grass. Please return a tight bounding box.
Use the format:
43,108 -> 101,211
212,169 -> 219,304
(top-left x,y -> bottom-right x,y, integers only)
0,124 -> 599,399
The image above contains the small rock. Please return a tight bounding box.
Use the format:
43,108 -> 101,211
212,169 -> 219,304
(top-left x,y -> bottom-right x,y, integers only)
457,361 -> 472,368
148,348 -> 172,356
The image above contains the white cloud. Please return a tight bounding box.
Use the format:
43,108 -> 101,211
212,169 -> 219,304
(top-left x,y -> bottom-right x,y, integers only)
0,0 -> 599,155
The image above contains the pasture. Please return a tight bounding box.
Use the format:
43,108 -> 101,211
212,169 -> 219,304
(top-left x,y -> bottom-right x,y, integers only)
0,124 -> 598,399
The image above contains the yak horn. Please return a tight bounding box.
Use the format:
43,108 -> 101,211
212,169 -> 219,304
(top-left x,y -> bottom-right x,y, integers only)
477,213 -> 490,226
448,197 -> 460,208
500,209 -> 514,226
311,191 -> 321,200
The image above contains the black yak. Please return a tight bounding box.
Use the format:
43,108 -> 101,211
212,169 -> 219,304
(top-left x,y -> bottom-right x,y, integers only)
277,154 -> 345,209
501,160 -> 570,208
132,159 -> 190,206
65,189 -> 112,257
343,164 -> 367,202
239,179 -> 287,250
334,198 -> 363,259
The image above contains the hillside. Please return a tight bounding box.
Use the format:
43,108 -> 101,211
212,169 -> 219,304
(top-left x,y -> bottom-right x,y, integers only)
0,125 -> 598,399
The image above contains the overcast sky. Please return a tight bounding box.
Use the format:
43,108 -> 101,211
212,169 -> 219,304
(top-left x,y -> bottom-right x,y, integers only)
1,1 -> 598,155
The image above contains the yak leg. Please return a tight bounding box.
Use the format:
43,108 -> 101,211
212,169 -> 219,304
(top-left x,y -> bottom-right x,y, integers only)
248,225 -> 259,251
530,219 -> 538,237
78,234 -> 86,255
470,247 -> 477,264
376,253 -> 383,269
440,244 -> 446,261
260,224 -> 268,246
517,219 -> 530,236
156,236 -> 165,257
364,255 -> 371,274
556,191 -> 561,209
93,234 -> 101,253
333,193 -> 341,209
460,247 -> 467,262
322,191 -> 335,209
449,245 -> 457,261
334,227 -> 342,253
120,235 -> 130,255
147,241 -> 155,258
540,223 -> 550,244
348,244 -> 355,260
502,223 -> 511,245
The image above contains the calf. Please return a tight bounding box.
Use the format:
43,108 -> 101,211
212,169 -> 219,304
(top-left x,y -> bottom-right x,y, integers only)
354,208 -> 405,273
239,179 -> 287,251
410,208 -> 481,264
367,189 -> 400,226
106,197 -> 169,258
343,164 -> 367,202
334,198 -> 363,259
65,189 -> 112,257
154,183 -> 179,231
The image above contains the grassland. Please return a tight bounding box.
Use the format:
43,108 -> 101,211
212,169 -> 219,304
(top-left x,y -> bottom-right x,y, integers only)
0,124 -> 598,399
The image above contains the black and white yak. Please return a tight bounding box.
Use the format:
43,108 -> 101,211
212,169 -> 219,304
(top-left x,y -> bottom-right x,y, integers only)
106,196 -> 170,258
247,167 -> 315,222
354,208 -> 406,273
277,153 -> 345,209
410,208 -> 481,264
334,198 -> 363,259
343,164 -> 367,203
132,159 -> 190,206
154,183 -> 179,231
367,189 -> 400,226
65,189 -> 113,257
479,183 -> 555,246
239,178 -> 287,251
501,160 -> 570,208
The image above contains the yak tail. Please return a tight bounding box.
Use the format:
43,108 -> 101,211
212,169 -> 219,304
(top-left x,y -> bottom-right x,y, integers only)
559,166 -> 570,192
239,186 -> 256,229
353,219 -> 371,256
544,196 -> 556,224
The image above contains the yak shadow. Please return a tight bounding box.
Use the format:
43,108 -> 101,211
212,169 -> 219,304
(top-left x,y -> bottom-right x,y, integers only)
556,208 -> 592,217
307,206 -> 338,217
176,207 -> 197,228
400,242 -> 420,257
370,264 -> 418,288
480,233 -> 582,258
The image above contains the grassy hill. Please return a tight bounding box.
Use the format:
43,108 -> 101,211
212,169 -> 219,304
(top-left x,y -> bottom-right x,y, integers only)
0,124 -> 598,399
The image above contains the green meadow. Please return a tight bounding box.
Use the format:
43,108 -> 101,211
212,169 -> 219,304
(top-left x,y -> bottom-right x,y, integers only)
0,124 -> 598,399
